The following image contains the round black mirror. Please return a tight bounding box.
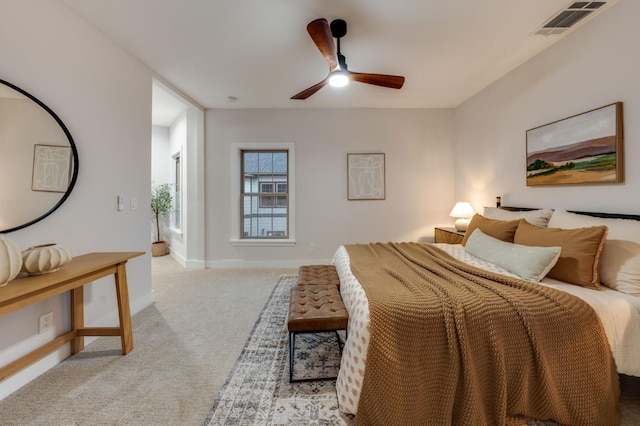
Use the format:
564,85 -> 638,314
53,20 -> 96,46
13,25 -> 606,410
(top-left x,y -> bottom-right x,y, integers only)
0,79 -> 79,233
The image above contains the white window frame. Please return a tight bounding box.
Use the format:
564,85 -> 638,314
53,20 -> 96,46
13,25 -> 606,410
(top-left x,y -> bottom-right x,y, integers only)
171,149 -> 182,232
230,142 -> 296,246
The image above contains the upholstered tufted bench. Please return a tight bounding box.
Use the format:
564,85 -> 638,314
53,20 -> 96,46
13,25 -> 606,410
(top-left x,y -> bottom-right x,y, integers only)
287,283 -> 348,382
297,264 -> 341,288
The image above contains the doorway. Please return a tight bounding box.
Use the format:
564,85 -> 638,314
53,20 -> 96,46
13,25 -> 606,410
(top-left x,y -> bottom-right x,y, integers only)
151,80 -> 205,269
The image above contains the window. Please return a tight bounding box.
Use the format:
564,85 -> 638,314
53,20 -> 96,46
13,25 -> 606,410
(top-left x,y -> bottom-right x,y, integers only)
230,142 -> 295,246
240,150 -> 289,239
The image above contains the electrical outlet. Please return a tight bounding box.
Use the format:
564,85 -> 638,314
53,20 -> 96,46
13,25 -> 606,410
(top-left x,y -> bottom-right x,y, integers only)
39,312 -> 53,334
309,243 -> 316,252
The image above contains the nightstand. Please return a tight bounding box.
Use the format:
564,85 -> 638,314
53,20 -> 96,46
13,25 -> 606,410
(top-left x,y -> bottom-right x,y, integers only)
434,227 -> 465,244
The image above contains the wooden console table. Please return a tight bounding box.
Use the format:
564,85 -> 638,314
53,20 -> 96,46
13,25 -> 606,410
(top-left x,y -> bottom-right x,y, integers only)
0,251 -> 144,381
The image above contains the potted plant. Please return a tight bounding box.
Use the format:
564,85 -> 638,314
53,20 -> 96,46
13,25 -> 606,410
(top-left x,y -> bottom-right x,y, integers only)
151,183 -> 172,257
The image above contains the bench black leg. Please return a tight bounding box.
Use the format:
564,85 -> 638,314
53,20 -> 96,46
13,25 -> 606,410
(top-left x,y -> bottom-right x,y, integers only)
289,330 -> 346,383
289,332 -> 295,383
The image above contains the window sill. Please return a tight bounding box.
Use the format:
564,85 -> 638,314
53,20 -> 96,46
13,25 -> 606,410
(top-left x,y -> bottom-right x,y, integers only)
229,239 -> 296,247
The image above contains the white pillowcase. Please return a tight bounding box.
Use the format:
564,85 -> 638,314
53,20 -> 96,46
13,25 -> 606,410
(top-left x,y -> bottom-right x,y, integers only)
464,228 -> 561,282
548,209 -> 640,296
483,207 -> 553,228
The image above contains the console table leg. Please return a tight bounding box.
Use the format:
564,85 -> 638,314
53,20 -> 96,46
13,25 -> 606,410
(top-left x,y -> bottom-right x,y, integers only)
114,263 -> 134,354
70,286 -> 84,354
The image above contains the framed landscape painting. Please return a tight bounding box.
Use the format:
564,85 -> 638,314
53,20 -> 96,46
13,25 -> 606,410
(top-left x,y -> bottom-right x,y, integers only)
526,102 -> 623,186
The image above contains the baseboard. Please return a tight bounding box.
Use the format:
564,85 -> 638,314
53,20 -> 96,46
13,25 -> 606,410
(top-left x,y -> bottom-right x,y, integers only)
168,252 -> 205,269
206,258 -> 332,269
0,291 -> 155,401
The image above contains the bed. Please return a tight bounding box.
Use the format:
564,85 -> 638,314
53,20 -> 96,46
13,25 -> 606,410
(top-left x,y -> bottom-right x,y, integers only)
332,207 -> 640,425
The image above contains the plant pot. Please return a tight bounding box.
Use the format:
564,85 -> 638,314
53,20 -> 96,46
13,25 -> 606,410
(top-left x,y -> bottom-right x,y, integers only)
152,241 -> 167,257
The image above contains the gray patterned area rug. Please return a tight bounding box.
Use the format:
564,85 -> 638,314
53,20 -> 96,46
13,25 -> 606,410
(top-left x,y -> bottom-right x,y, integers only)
203,275 -> 355,426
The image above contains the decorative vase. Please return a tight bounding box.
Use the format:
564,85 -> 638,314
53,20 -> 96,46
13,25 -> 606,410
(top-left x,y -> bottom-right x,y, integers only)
1,235 -> 23,287
21,244 -> 72,275
151,241 -> 167,257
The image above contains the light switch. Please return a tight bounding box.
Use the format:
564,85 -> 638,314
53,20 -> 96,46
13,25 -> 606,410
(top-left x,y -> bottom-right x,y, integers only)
117,195 -> 125,211
130,197 -> 138,210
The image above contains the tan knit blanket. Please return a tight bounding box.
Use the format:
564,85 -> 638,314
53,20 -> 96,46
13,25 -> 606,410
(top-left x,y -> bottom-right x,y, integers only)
345,242 -> 620,426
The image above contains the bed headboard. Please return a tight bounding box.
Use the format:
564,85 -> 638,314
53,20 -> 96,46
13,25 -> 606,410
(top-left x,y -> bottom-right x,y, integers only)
499,205 -> 640,222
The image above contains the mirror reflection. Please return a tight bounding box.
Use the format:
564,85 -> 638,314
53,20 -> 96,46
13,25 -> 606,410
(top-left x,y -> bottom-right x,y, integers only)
0,80 -> 78,233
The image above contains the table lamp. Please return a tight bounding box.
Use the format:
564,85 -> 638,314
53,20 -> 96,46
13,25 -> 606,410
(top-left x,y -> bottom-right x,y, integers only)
449,202 -> 475,232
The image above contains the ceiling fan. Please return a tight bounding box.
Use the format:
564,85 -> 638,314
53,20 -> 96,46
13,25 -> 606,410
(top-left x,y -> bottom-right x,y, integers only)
291,18 -> 405,100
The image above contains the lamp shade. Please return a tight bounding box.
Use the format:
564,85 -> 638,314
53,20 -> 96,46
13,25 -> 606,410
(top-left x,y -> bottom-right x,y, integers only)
449,202 -> 475,232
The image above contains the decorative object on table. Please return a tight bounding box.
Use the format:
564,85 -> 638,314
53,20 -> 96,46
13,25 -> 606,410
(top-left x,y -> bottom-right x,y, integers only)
151,183 -> 173,257
21,243 -> 72,275
526,102 -> 623,186
347,153 -> 385,200
0,235 -> 23,286
449,201 -> 475,232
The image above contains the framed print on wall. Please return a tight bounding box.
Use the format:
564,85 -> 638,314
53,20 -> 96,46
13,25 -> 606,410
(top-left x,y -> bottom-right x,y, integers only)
526,102 -> 623,186
32,144 -> 73,192
347,153 -> 385,200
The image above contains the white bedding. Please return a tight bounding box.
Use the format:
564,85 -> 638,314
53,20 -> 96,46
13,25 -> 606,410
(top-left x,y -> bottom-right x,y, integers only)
332,243 -> 640,416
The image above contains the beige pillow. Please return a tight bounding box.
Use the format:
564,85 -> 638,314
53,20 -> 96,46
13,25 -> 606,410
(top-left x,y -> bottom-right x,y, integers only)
461,214 -> 520,246
549,209 -> 640,296
514,220 -> 607,290
483,207 -> 553,228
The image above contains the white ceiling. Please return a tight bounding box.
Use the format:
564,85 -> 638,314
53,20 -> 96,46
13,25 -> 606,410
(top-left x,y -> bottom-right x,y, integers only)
61,0 -> 618,118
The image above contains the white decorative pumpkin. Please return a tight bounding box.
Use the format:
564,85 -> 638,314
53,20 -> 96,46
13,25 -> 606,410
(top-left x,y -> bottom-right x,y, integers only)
1,235 -> 23,286
21,244 -> 72,275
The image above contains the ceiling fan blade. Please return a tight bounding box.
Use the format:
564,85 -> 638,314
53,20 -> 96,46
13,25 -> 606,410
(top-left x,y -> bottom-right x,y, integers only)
291,78 -> 329,100
306,18 -> 338,70
349,72 -> 405,89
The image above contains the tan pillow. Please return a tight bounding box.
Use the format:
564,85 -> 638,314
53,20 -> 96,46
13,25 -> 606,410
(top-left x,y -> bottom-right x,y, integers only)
461,214 -> 520,246
514,220 -> 608,289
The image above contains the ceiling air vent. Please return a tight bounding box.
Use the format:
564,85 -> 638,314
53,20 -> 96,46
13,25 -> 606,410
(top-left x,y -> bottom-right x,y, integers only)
534,2 -> 607,36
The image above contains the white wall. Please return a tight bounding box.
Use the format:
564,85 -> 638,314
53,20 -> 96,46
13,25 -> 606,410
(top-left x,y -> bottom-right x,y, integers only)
0,0 -> 153,398
206,108 -> 456,266
454,0 -> 640,215
151,125 -> 171,185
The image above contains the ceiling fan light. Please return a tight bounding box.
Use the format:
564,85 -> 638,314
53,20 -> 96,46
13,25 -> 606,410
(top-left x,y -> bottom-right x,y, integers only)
329,72 -> 349,87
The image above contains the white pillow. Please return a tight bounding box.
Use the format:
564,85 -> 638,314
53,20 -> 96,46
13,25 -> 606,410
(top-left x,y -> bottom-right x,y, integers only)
483,207 -> 553,228
548,209 -> 640,296
464,228 -> 561,282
